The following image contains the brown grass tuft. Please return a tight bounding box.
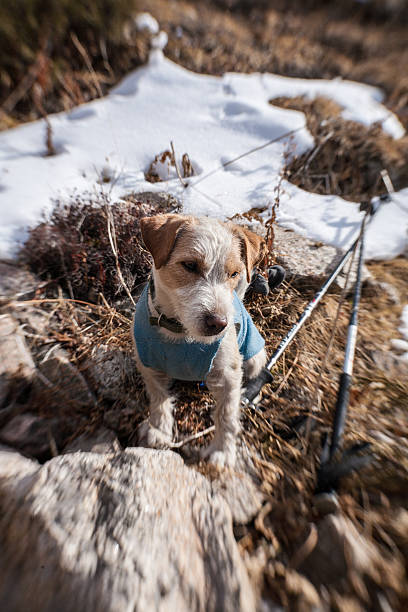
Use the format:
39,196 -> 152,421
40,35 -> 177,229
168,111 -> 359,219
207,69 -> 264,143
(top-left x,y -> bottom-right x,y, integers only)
19,194 -> 171,304
271,95 -> 408,201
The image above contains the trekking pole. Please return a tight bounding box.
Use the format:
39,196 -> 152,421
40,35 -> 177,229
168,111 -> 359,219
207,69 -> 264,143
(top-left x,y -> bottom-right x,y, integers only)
329,213 -> 367,459
242,235 -> 360,404
243,195 -> 386,405
316,208 -> 374,495
243,219 -> 365,404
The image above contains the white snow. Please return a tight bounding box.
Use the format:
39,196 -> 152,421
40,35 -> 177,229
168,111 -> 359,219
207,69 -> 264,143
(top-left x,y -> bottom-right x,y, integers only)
134,13 -> 159,35
224,72 -> 405,139
393,305 -> 408,362
151,31 -> 168,51
0,46 -> 407,261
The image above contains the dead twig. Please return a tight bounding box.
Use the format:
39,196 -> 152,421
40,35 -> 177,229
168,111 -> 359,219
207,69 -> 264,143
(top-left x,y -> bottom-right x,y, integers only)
170,141 -> 188,187
104,204 -> 136,307
71,32 -> 104,98
289,523 -> 318,569
172,425 -> 215,448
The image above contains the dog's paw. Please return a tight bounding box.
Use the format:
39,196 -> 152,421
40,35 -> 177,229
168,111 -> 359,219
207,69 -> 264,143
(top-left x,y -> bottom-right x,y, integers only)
200,441 -> 236,468
244,347 -> 267,380
138,420 -> 173,450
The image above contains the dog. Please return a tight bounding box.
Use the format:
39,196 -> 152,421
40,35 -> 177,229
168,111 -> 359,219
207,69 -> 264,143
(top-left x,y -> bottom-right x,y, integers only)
132,214 -> 267,467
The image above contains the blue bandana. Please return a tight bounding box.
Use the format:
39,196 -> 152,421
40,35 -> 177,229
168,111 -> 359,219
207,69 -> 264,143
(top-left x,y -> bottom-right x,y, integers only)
133,285 -> 265,382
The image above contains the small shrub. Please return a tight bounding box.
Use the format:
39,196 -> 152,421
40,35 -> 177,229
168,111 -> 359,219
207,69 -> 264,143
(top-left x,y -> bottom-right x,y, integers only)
19,194 -> 164,303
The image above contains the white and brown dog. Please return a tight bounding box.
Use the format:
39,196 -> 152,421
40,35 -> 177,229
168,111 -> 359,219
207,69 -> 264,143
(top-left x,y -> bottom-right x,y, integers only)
132,214 -> 267,467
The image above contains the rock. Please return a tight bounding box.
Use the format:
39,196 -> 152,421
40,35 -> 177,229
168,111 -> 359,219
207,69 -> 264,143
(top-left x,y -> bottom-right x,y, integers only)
371,349 -> 408,379
0,314 -> 35,407
0,447 -> 256,612
0,412 -> 64,458
13,303 -> 51,337
85,344 -> 137,401
336,257 -> 373,291
211,441 -> 264,525
390,338 -> 408,354
126,191 -> 181,213
102,399 -> 143,434
0,445 -> 39,478
272,225 -> 341,280
63,426 -> 121,454
272,225 -> 375,292
377,281 -> 400,305
299,514 -> 403,607
0,261 -> 39,305
213,469 -> 264,525
35,347 -> 95,409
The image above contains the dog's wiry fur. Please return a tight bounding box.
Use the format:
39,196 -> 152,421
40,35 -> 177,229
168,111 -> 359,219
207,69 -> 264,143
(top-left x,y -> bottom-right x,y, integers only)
133,214 -> 267,467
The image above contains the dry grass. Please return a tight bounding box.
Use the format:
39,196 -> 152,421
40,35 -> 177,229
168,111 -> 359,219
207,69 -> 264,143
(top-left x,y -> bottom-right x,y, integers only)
0,0 -> 149,129
145,148 -> 196,184
144,0 -> 408,129
3,0 -> 408,605
3,0 -> 408,134
271,95 -> 408,200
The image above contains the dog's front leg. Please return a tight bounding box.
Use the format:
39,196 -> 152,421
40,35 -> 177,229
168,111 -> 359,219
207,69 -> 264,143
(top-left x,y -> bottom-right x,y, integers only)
202,331 -> 243,468
243,347 -> 267,380
135,355 -> 174,449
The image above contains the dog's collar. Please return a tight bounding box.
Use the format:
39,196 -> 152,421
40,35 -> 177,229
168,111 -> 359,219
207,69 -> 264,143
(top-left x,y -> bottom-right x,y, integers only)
148,278 -> 186,334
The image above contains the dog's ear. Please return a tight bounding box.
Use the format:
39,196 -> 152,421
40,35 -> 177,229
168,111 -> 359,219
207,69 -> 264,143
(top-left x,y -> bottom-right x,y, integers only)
230,225 -> 266,282
140,214 -> 187,269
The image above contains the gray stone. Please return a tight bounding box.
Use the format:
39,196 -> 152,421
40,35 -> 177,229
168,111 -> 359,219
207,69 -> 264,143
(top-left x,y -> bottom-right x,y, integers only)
85,344 -> 136,401
371,349 -> 408,379
377,281 -> 401,305
0,261 -> 39,305
211,441 -> 264,525
14,304 -> 51,337
299,514 -> 402,606
35,347 -> 95,409
126,191 -> 181,213
272,225 -> 342,280
63,426 -> 122,454
271,225 -> 373,291
0,412 -> 64,458
0,447 -> 256,612
0,314 -> 35,407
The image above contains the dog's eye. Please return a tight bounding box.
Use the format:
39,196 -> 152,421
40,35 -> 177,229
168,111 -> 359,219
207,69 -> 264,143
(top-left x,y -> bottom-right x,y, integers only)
181,261 -> 198,273
230,271 -> 239,278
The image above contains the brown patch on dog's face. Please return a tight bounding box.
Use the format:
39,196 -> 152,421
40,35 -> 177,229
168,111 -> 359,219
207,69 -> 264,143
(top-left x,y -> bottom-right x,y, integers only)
158,224 -> 244,292
140,214 -> 194,269
157,224 -> 205,289
225,240 -> 244,291
229,224 -> 266,281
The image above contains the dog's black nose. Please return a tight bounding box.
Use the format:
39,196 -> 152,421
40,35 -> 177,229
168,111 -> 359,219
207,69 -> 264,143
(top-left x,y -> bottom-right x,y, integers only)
204,314 -> 228,335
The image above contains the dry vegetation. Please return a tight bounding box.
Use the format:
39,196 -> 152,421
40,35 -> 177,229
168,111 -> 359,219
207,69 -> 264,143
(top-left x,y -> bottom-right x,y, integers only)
19,194 -> 171,303
0,0 -> 148,129
271,95 -> 408,201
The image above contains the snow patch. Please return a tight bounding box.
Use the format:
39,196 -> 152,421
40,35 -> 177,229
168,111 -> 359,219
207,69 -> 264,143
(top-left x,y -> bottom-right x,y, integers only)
0,50 -> 407,261
134,13 -> 159,35
394,305 -> 408,361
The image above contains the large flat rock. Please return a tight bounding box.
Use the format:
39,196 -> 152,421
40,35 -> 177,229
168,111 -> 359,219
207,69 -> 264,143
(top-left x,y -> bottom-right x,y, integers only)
0,447 -> 255,612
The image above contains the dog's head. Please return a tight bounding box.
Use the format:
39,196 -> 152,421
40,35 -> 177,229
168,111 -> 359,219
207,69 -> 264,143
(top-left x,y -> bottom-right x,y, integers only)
140,214 -> 265,343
